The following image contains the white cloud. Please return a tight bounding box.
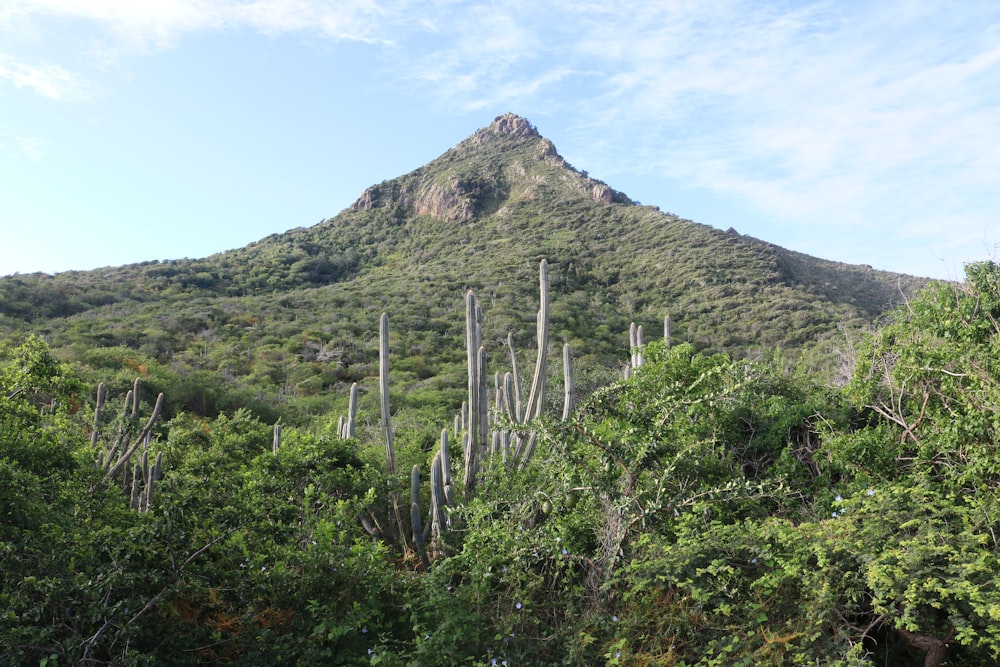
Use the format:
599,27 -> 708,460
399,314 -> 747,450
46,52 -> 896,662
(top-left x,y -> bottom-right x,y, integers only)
2,0 -> 390,56
1,0 -> 996,276
0,54 -> 87,100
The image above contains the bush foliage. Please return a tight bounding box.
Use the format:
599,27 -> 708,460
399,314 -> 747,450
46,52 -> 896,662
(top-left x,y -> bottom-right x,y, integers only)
2,261 -> 999,666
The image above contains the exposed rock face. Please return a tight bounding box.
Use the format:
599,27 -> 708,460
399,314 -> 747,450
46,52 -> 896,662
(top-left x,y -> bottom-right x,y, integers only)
352,186 -> 378,211
412,179 -> 476,222
591,184 -> 613,204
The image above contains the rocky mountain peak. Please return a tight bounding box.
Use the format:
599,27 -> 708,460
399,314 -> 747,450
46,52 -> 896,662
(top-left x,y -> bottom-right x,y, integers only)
486,113 -> 539,138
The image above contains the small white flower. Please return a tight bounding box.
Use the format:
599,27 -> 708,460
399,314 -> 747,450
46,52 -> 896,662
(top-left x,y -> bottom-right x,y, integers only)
834,495 -> 843,502
515,602 -> 522,610
867,489 -> 875,496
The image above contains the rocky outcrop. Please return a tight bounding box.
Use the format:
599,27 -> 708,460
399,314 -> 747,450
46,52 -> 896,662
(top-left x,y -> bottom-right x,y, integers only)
411,179 -> 476,222
488,113 -> 539,138
352,186 -> 379,211
591,184 -> 613,204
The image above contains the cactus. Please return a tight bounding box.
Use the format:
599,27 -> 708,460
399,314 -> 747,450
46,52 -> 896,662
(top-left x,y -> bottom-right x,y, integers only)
636,324 -> 645,368
91,382 -> 105,448
379,313 -> 396,476
562,343 -> 574,421
272,423 -> 282,455
346,382 -> 358,439
464,290 -> 481,493
91,382 -> 165,511
439,428 -> 451,488
478,345 -> 489,457
506,333 -> 524,422
510,259 -> 551,463
664,313 -> 671,347
410,465 -> 431,570
524,259 -> 550,424
104,392 -> 164,483
429,451 -> 448,556
130,463 -> 141,510
378,313 -> 408,547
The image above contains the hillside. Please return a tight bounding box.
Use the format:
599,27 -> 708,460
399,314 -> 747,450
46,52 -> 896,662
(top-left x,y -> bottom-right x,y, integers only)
0,113 -> 928,424
6,116 -> 999,667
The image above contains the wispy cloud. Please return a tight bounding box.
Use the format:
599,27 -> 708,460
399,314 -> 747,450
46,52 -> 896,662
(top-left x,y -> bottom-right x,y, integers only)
2,0 -> 390,57
384,0 -> 1000,275
0,54 -> 87,100
2,0 -> 997,276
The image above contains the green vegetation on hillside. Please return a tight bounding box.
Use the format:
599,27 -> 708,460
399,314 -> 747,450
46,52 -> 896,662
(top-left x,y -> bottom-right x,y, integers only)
2,259 -> 998,666
0,115 -> 926,434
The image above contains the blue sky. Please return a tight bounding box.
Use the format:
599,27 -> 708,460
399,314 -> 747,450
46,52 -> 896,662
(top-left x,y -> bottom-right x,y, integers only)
1,1 -> 998,281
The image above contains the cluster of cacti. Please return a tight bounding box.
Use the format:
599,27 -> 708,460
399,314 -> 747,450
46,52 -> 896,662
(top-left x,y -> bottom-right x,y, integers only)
92,378 -> 165,512
352,259 -> 556,565
128,449 -> 163,512
625,321 -> 645,379
625,314 -> 671,378
339,382 -> 358,439
499,259 -> 553,466
359,259 -> 587,567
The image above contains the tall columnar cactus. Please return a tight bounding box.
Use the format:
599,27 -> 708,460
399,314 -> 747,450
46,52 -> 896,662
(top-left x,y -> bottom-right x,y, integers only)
378,312 -> 408,546
93,383 -> 165,511
464,290 -> 481,493
410,465 -> 431,570
439,428 -> 452,489
145,451 -> 162,512
91,382 -> 105,448
345,382 -> 358,439
130,378 -> 141,421
664,314 -> 671,347
636,324 -> 645,368
429,450 -> 448,558
379,312 -> 396,477
478,346 -> 489,456
629,322 -> 638,370
524,258 -> 550,424
506,333 -> 524,422
272,423 -> 282,455
562,343 -> 574,421
103,392 -> 164,483
510,259 -> 550,463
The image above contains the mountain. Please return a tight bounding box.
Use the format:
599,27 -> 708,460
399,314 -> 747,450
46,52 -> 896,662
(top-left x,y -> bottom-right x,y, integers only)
0,113 -> 929,424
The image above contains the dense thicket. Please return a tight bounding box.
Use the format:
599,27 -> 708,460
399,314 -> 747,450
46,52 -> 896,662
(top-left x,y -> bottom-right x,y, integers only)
2,261 -> 998,666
